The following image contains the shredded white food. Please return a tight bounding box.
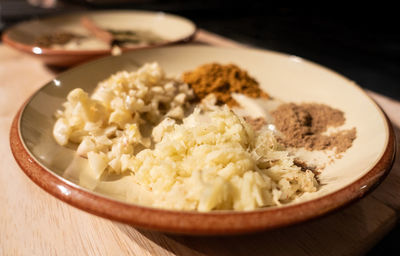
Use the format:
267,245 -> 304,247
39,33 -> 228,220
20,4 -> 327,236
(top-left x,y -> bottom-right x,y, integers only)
53,62 -> 318,212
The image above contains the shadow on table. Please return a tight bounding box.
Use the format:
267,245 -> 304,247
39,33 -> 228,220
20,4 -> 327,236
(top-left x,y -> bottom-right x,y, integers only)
363,124 -> 400,256
114,199 -> 390,256
114,123 -> 400,256
371,124 -> 400,206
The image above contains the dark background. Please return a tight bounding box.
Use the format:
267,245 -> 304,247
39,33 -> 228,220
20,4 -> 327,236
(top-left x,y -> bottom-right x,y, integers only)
1,1 -> 399,101
1,1 -> 399,254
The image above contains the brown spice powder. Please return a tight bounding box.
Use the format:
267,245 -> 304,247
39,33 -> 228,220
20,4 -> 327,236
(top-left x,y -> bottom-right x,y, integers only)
271,103 -> 356,154
182,63 -> 269,107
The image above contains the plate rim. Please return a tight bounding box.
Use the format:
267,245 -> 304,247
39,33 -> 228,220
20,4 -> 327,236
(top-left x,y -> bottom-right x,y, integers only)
9,45 -> 397,235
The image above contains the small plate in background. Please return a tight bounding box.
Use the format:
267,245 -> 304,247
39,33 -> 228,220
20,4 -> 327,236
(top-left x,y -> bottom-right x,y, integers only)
2,10 -> 196,67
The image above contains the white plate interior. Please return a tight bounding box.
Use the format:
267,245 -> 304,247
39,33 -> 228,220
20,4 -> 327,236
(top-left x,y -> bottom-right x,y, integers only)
19,45 -> 389,208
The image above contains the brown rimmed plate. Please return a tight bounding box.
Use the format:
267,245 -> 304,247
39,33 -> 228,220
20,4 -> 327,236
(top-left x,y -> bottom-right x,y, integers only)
10,45 -> 396,235
2,10 -> 196,67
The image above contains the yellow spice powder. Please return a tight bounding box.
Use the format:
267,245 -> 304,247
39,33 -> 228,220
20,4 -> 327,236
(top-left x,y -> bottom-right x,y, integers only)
182,63 -> 270,107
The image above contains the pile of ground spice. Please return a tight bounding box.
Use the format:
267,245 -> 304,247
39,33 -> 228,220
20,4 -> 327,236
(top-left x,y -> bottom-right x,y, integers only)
182,63 -> 270,107
271,103 -> 357,154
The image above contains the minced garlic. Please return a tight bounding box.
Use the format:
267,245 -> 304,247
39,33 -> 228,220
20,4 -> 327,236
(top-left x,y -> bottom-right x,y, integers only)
53,62 -> 194,175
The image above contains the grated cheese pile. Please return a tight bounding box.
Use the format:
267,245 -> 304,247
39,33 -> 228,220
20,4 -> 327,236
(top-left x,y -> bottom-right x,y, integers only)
127,107 -> 318,211
53,62 -> 318,211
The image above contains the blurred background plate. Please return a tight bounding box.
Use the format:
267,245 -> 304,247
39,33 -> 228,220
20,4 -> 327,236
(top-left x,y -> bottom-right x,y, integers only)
2,10 -> 196,67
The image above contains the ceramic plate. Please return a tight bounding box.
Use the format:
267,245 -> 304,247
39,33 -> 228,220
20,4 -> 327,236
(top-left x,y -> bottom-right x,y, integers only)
10,45 -> 396,235
2,10 -> 196,67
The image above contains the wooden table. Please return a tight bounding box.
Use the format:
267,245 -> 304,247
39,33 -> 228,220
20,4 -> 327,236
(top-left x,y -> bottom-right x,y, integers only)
1,30 -> 400,256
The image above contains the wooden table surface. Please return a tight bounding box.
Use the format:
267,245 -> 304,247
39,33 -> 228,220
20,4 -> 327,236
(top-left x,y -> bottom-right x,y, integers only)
1,30 -> 400,256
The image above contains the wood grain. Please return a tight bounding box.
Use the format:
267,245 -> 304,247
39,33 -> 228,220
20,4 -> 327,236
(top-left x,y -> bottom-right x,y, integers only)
1,30 -> 399,256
